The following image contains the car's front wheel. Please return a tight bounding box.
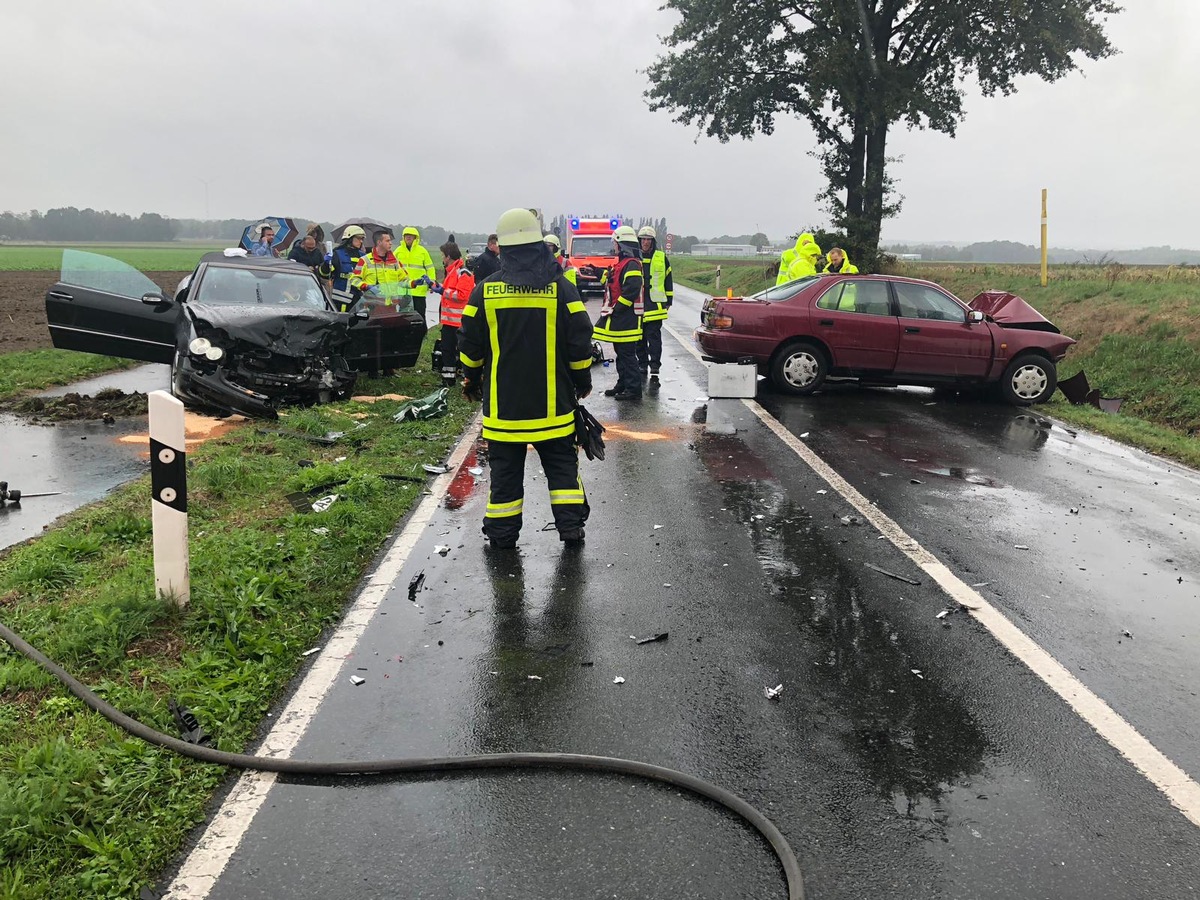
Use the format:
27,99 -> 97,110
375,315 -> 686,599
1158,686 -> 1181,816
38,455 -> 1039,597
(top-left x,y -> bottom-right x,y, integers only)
999,354 -> 1057,405
770,341 -> 828,395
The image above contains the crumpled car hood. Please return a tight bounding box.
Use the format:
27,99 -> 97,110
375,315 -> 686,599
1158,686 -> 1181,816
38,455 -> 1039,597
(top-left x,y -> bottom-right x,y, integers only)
184,303 -> 351,355
969,291 -> 1061,333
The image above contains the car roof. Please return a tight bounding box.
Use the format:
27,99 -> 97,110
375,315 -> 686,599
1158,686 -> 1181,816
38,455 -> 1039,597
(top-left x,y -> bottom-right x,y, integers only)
196,252 -> 313,274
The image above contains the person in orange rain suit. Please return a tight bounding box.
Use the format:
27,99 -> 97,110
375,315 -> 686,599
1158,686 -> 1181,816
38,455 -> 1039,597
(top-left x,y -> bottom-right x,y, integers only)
432,241 -> 475,385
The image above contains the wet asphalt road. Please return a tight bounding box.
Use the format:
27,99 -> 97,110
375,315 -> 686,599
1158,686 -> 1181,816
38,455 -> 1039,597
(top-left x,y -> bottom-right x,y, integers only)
163,285 -> 1200,900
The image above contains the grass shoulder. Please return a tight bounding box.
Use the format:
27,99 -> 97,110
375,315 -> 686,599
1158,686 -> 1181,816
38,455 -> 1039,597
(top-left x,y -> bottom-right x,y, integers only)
0,332 -> 477,899
0,350 -> 140,401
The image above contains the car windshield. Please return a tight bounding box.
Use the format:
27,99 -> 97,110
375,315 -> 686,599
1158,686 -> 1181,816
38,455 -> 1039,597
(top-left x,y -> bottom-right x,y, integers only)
752,276 -> 822,303
60,249 -> 163,299
569,236 -> 615,257
193,266 -> 328,309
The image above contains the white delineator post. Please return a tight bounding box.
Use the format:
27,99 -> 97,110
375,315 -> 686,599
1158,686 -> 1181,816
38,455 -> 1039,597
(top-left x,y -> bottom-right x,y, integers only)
149,390 -> 190,607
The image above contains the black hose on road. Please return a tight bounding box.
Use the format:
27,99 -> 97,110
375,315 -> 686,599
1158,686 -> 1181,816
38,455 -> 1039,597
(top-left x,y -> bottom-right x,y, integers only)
0,618 -> 805,900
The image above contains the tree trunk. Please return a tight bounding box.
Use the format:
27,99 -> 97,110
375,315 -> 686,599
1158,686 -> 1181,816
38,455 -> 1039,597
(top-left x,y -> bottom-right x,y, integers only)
860,114 -> 889,269
844,117 -> 867,262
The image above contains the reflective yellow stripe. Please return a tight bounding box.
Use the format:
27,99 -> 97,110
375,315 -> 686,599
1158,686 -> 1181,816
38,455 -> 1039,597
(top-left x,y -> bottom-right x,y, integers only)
567,301 -> 586,314
484,290 -> 558,423
462,305 -> 478,317
482,411 -> 574,430
569,358 -> 591,370
459,353 -> 484,369
617,296 -> 633,306
488,424 -> 575,442
486,497 -> 523,518
550,489 -> 586,504
622,269 -> 642,280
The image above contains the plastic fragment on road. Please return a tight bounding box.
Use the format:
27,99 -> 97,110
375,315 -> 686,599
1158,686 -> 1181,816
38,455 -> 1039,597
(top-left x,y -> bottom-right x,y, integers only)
911,669 -> 924,679
816,489 -> 827,495
936,609 -> 950,619
349,676 -> 366,686
864,562 -> 921,586
311,494 -> 339,513
653,524 -> 664,530
312,527 -> 330,536
1014,544 -> 1030,550
434,545 -> 450,556
799,432 -> 810,439
468,466 -> 484,476
423,464 -> 449,475
635,632 -> 669,645
910,479 -> 924,485
527,675 -> 543,681
840,516 -> 863,526
408,571 -> 426,601
333,455 -> 347,463
613,676 -> 626,684
169,699 -> 211,746
764,684 -> 783,701
301,646 -> 322,656
1070,507 -> 1080,515
972,582 -> 990,588
1121,629 -> 1134,639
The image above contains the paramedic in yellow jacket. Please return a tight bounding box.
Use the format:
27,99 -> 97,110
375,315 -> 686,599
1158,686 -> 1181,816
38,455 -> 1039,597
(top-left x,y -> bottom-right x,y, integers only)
395,226 -> 437,321
785,232 -> 823,281
350,230 -> 413,310
775,246 -> 797,285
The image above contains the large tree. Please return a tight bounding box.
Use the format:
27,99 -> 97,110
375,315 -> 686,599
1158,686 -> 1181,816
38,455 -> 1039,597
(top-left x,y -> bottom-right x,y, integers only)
646,1 -> 1119,267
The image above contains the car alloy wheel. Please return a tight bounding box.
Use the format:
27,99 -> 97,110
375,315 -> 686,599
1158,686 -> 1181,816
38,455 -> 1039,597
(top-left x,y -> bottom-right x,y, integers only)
770,340 -> 829,395
1010,363 -> 1049,401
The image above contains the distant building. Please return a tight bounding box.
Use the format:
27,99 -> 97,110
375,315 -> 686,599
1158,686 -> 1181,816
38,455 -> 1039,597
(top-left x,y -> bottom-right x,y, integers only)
896,253 -> 922,261
690,243 -> 756,257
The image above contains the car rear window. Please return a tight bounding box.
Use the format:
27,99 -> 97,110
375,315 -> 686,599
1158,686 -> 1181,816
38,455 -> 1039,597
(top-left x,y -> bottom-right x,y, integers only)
756,276 -> 820,303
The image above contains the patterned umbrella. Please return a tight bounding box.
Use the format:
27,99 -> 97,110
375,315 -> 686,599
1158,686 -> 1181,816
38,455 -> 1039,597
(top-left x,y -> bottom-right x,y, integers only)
332,219 -> 393,243
239,217 -> 299,253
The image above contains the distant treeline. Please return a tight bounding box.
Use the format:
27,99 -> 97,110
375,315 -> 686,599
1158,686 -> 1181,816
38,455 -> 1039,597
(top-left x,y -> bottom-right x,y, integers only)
885,240 -> 1200,266
0,208 -> 490,248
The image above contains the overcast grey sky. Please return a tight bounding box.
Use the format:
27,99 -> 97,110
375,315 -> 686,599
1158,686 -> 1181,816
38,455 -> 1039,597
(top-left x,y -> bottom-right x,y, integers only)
0,1 -> 1192,248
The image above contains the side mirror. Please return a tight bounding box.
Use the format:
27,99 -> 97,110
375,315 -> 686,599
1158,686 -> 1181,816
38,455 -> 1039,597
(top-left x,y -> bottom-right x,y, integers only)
141,291 -> 168,305
967,310 -> 985,324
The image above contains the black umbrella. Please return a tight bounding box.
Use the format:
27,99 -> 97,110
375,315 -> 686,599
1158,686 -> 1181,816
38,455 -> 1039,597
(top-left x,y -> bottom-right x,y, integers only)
332,218 -> 393,243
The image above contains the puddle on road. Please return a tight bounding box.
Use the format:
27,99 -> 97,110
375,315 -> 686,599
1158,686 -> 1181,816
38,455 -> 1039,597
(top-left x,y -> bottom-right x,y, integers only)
919,467 -> 1000,488
693,430 -> 992,838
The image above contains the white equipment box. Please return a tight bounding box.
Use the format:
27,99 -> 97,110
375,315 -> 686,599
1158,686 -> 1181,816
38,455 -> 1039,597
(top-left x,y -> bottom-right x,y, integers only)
707,362 -> 758,398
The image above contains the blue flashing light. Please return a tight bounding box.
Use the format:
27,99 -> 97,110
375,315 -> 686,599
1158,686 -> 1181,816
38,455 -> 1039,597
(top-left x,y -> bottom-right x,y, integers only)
609,218 -> 621,229
569,218 -> 580,230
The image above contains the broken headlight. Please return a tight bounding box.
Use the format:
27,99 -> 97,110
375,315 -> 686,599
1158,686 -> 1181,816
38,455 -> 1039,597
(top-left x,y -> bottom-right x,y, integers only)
188,337 -> 225,362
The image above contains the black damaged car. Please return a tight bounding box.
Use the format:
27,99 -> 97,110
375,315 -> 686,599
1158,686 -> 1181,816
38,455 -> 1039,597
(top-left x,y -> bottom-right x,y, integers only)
44,250 -> 427,418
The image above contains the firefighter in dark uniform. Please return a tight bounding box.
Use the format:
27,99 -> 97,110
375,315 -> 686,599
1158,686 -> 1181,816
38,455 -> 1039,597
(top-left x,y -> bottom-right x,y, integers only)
636,225 -> 673,381
593,225 -> 644,401
458,208 -> 595,550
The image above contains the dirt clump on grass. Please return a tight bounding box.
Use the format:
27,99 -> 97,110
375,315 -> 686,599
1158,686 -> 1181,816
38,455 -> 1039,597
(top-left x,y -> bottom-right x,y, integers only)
3,387 -> 149,421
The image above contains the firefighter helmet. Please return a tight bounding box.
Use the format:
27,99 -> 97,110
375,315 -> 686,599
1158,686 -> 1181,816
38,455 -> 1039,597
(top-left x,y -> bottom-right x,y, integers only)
613,225 -> 639,244
543,233 -> 561,250
637,226 -> 657,239
341,225 -> 366,241
495,208 -> 543,247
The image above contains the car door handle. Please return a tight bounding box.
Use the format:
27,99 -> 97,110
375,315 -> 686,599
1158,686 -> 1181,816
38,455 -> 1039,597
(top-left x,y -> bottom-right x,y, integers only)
905,326 -> 920,334
818,319 -> 834,327
48,290 -> 73,301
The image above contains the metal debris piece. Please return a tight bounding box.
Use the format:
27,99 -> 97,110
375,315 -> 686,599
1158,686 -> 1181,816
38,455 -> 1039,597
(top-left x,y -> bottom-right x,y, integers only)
310,494 -> 339,513
635,632 -> 669,645
434,545 -> 451,556
1014,544 -> 1030,550
840,516 -> 862,526
613,676 -> 626,684
527,675 -> 543,681
349,675 -> 366,686
936,609 -> 950,619
169,699 -> 211,746
816,489 -> 828,495
764,684 -> 783,701
468,466 -> 484,476
407,570 -> 426,601
911,669 -> 924,679
653,524 -> 664,530
1059,371 -> 1091,405
910,479 -> 924,485
1069,507 -> 1080,515
972,582 -> 990,588
864,562 -> 921,586
422,463 -> 449,475
302,647 -> 322,656
1121,629 -> 1134,639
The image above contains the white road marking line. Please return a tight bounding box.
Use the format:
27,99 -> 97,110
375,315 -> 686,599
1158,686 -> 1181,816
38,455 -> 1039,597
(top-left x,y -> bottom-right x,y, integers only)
162,414 -> 482,900
665,303 -> 1200,829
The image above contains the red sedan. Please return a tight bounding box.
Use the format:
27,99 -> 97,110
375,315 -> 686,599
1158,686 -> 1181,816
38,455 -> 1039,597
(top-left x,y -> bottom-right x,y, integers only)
695,275 -> 1075,405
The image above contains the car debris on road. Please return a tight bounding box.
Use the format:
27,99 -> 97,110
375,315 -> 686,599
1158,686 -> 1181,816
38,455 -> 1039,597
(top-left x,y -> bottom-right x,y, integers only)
764,684 -> 783,701
864,562 -> 921,585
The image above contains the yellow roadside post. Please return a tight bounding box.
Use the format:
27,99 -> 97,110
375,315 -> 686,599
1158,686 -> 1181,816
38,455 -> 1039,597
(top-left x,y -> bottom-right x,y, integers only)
1041,188 -> 1048,288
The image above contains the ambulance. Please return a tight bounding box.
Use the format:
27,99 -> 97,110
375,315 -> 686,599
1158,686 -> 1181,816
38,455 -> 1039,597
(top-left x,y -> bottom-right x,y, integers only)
564,216 -> 622,299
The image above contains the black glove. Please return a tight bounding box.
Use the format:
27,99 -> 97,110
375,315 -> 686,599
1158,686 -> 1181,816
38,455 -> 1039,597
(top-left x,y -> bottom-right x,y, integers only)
573,372 -> 592,400
463,378 -> 483,402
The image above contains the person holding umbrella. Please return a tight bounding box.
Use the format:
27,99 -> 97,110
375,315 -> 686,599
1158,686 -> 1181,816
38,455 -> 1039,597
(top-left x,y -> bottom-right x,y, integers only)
320,225 -> 368,311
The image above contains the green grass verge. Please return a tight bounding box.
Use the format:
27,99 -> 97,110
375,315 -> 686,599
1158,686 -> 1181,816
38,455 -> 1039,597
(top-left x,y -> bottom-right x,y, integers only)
0,332 -> 475,898
0,350 -> 140,401
673,258 -> 1200,469
0,244 -> 224,272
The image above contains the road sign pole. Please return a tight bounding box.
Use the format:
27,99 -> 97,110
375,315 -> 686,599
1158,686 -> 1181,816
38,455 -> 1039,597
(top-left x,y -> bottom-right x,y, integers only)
1040,188 -> 1048,288
149,391 -> 190,608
